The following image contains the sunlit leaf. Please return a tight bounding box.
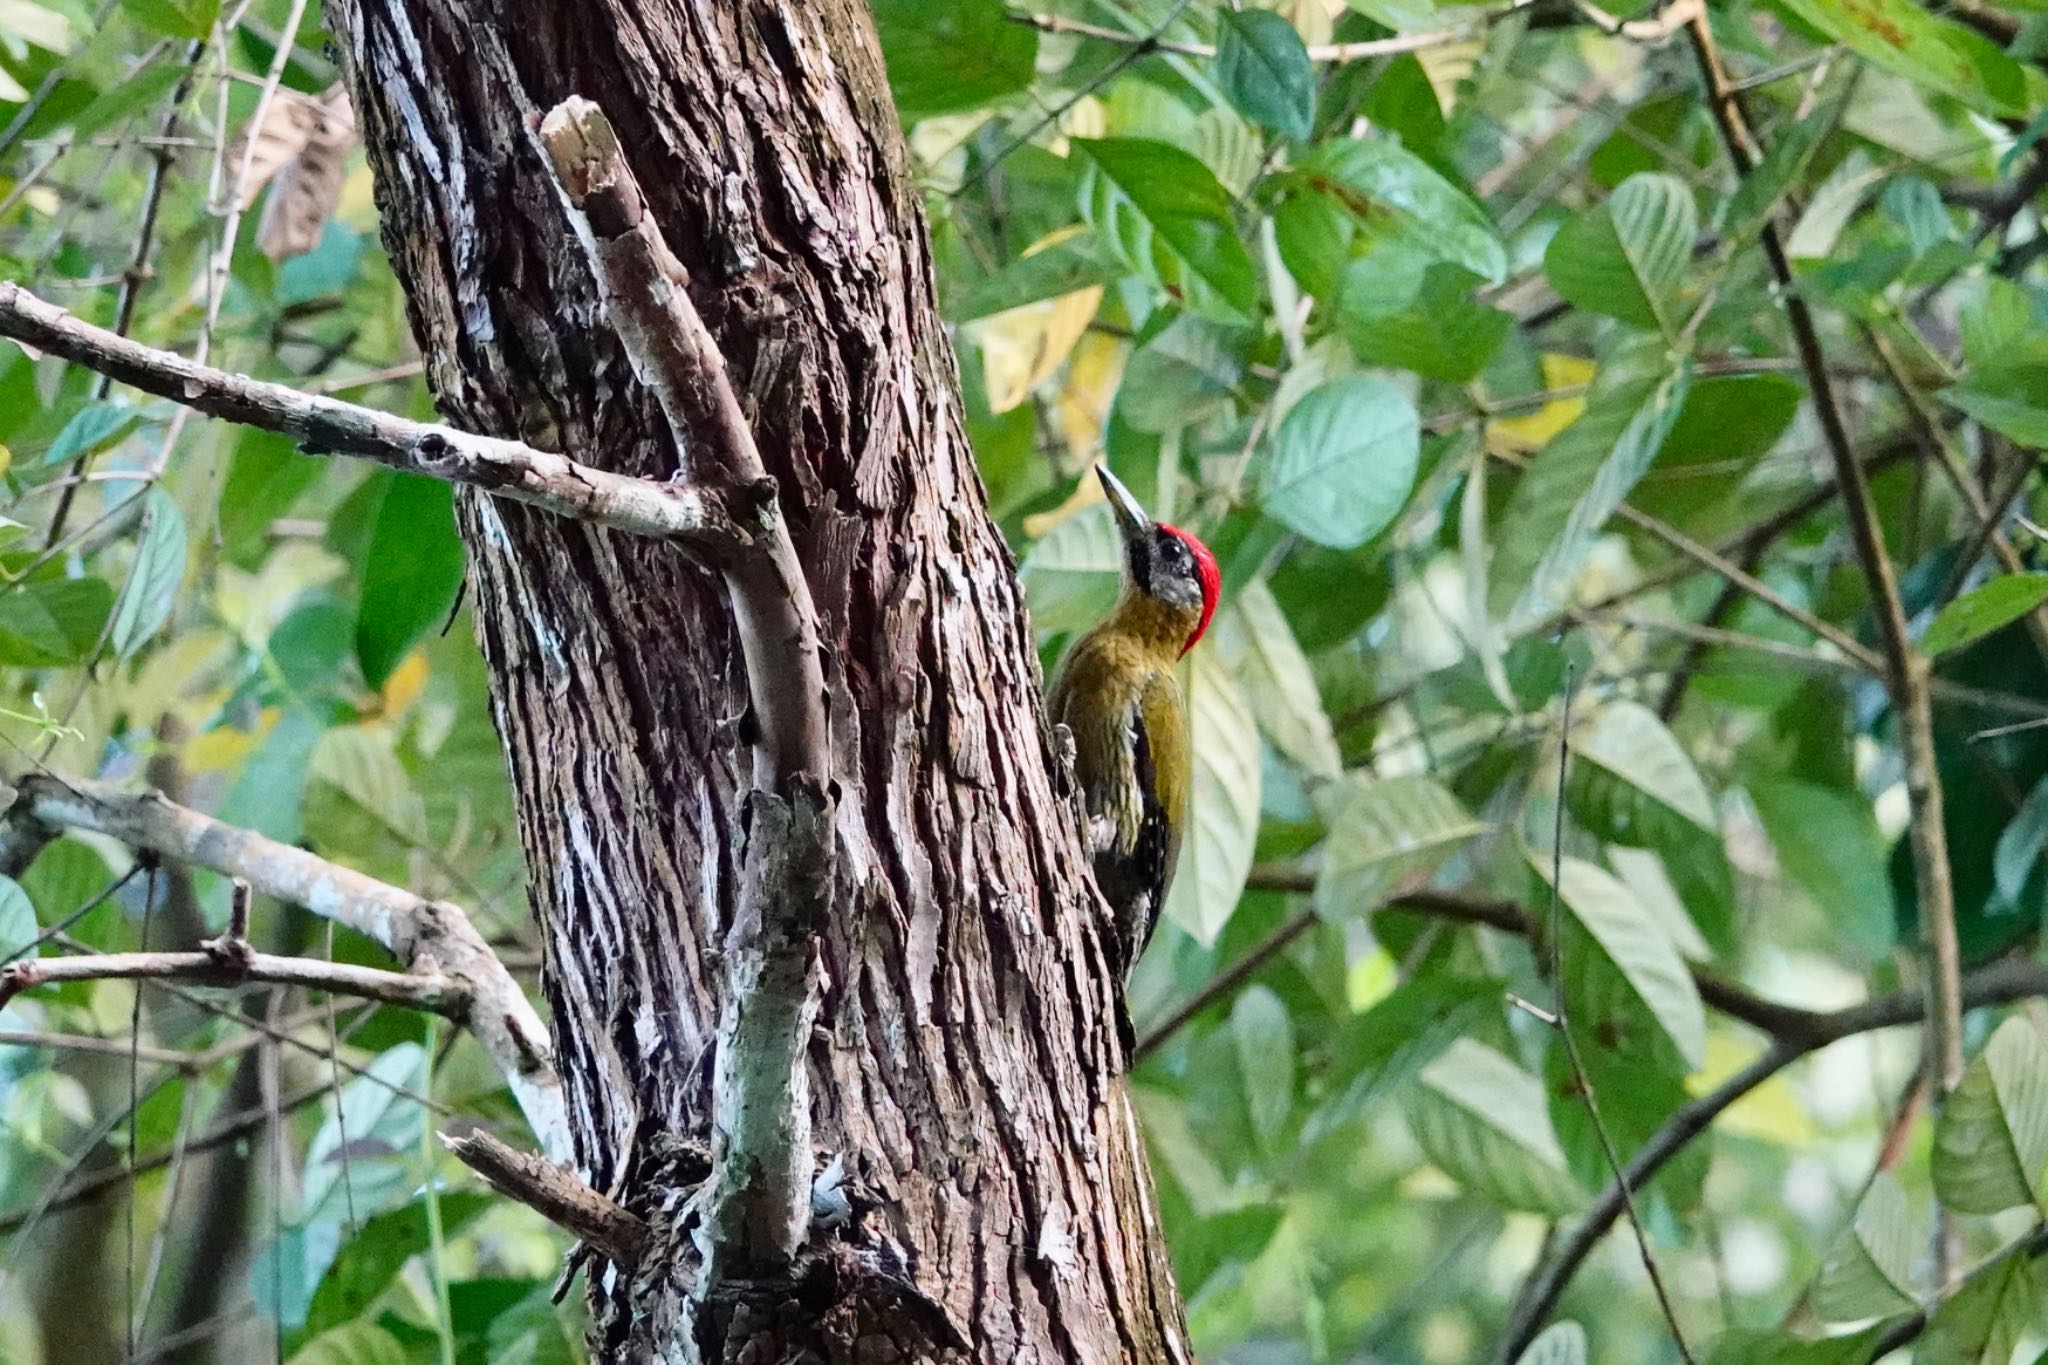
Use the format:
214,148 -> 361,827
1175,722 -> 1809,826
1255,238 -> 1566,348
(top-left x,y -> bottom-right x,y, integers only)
1541,855 -> 1706,1069
1214,579 -> 1339,777
1232,984 -> 1295,1147
1406,1038 -> 1587,1216
872,0 -> 1036,118
1165,649 -> 1260,947
1516,1322 -> 1588,1365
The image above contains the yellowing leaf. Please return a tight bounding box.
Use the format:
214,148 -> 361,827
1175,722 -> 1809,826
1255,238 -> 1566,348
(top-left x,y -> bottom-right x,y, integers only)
977,287 -> 1103,414
1692,1034 -> 1816,1144
372,648 -> 431,723
1487,354 -> 1595,452
1415,38 -> 1482,114
1053,331 -> 1124,458
184,710 -> 279,774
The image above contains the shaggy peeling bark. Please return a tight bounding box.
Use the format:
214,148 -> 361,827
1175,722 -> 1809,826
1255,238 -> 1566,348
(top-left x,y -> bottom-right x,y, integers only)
331,2 -> 1189,1360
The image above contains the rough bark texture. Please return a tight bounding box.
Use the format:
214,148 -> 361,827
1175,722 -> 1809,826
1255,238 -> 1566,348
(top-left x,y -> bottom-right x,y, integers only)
329,2 -> 1189,1360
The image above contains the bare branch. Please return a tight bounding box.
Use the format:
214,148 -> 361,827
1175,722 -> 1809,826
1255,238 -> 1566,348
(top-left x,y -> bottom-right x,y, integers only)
5,772 -> 569,1161
1497,955 -> 2048,1359
1017,1 -> 1539,60
439,1123 -> 648,1266
537,95 -> 836,1281
0,282 -> 748,550
1683,13 -> 1966,1276
0,948 -> 462,1013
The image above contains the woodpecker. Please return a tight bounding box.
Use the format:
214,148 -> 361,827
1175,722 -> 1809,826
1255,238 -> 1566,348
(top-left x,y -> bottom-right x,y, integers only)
1047,465 -> 1221,980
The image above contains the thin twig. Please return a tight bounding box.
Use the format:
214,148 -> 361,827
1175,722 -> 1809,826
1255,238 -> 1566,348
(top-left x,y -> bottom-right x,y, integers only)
1496,954 -> 2048,1358
1541,666 -> 1696,1363
1683,21 -> 1964,1285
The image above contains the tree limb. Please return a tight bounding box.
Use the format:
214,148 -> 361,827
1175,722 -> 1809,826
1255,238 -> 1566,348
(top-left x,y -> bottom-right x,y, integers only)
3,772 -> 569,1161
439,1122 -> 648,1266
0,281 -> 749,550
536,96 -> 835,1284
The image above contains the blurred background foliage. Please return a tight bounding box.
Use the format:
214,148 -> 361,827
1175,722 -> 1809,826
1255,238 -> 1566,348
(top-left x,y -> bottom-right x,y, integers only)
1,0 -> 2047,1360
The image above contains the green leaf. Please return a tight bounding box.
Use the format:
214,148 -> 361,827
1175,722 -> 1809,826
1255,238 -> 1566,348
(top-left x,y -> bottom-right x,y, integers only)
1920,1236 -> 2040,1365
1516,1322 -> 1588,1365
1923,574 -> 2048,657
1022,502 -> 1121,634
1932,1015 -> 2048,1216
1706,1320 -> 1908,1364
301,1193 -> 494,1341
1544,172 -> 1697,335
286,1323 -> 408,1365
1117,314 -> 1248,433
1165,649 -> 1261,947
1314,774 -> 1487,920
1214,579 -> 1339,777
948,235 -> 1109,322
119,0 -> 219,40
1215,10 -> 1314,140
1722,107 -> 1833,244
39,399 -> 138,469
1748,779 -> 1896,959
1406,1038 -> 1587,1216
1568,699 -> 1716,842
1944,367 -> 2048,446
1232,984 -> 1295,1147
0,875 -> 36,962
871,0 -> 1036,118
1338,262 -> 1511,383
1259,376 -> 1420,550
1491,337 -> 1691,630
0,575 -> 115,666
1813,1172 -> 1924,1322
1543,854 -> 1707,1069
1075,138 -> 1260,319
1775,0 -> 2030,117
109,489 -> 186,659
1286,137 -> 1507,286
219,428 -> 326,564
354,473 -> 466,690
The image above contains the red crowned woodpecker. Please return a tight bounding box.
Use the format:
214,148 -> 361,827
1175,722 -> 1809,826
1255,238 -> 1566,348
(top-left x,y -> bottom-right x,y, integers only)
1046,465 -> 1220,980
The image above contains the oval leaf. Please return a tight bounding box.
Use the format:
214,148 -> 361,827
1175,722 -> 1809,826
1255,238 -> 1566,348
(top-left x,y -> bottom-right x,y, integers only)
1544,172 -> 1698,334
1260,376 -> 1420,549
1922,573 -> 2048,658
1214,579 -> 1340,777
1216,10 -> 1314,139
1517,1322 -> 1589,1365
1933,1015 -> 2048,1216
1813,1172 -> 1924,1323
1315,774 -> 1487,920
1544,855 -> 1707,1069
1406,1038 -> 1586,1216
1074,137 -> 1259,319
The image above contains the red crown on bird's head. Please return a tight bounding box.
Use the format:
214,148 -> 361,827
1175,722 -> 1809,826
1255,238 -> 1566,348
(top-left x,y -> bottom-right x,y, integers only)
1158,523 -> 1219,657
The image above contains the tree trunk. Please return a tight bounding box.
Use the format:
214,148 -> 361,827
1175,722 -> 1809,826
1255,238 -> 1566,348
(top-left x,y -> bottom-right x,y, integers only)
329,3 -> 1190,1360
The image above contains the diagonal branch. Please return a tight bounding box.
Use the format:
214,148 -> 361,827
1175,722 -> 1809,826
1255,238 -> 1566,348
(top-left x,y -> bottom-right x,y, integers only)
1683,10 -> 1965,1279
4,772 -> 569,1161
1496,953 -> 2048,1361
0,282 -> 749,549
537,95 -> 835,1284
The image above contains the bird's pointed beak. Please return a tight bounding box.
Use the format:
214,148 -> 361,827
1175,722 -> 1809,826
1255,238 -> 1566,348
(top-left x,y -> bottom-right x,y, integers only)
1096,465 -> 1150,542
